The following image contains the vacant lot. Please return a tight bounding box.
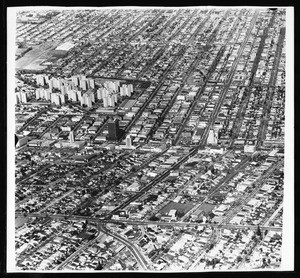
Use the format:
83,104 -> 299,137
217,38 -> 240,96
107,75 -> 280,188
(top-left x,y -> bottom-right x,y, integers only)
16,41 -> 58,71
159,201 -> 194,215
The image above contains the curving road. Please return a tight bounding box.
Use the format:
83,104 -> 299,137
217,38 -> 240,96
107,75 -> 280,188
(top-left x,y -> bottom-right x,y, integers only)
98,223 -> 150,270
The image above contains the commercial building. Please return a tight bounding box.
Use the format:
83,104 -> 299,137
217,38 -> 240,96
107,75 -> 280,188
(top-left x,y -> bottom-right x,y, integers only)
207,129 -> 218,145
107,118 -> 122,141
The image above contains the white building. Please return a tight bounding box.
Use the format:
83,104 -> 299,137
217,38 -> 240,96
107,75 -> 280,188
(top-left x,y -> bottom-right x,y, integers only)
103,97 -> 108,108
207,129 -> 218,145
244,144 -> 256,153
45,89 -> 51,101
89,79 -> 95,89
80,79 -> 88,91
51,93 -> 61,106
126,134 -> 132,148
71,76 -> 79,87
60,94 -> 66,104
69,131 -> 75,143
36,75 -> 45,86
20,91 -> 28,103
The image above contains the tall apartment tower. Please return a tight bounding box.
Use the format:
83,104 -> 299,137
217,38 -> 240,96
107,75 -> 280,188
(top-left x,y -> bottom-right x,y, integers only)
36,75 -> 45,86
72,76 -> 79,87
20,92 -> 28,103
60,94 -> 66,104
80,79 -> 88,91
69,130 -> 75,143
51,93 -> 61,106
103,97 -> 108,108
35,88 -> 41,99
45,89 -> 51,101
89,79 -> 95,89
16,92 -> 22,104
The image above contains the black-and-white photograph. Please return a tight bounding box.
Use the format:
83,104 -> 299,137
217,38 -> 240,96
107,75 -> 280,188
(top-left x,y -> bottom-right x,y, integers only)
7,6 -> 294,272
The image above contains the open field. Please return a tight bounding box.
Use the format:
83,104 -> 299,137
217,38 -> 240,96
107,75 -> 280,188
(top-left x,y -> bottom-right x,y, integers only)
16,41 -> 59,71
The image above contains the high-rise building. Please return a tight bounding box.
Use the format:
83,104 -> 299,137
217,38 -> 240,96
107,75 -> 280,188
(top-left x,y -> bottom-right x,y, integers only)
44,75 -> 49,84
48,79 -> 54,91
20,92 -> 28,103
50,77 -> 60,89
89,79 -> 95,89
41,89 -> 46,99
114,93 -> 118,104
97,88 -> 102,100
51,93 -> 55,103
61,85 -> 68,95
16,92 -> 21,104
51,93 -> 61,106
35,88 -> 41,99
67,90 -> 71,100
43,89 -> 48,99
80,92 -> 94,107
69,130 -> 75,143
128,84 -> 133,93
121,84 -> 132,97
207,129 -> 218,145
80,79 -> 87,91
41,89 -> 45,99
45,89 -> 51,101
105,81 -> 119,92
59,79 -> 64,90
126,134 -> 132,148
72,76 -> 79,87
86,95 -> 92,108
103,97 -> 108,108
60,94 -> 66,104
36,75 -> 45,86
55,94 -> 61,106
90,92 -> 95,103
80,95 -> 85,106
103,88 -> 109,98
68,90 -> 78,102
107,118 -> 122,141
120,87 -> 124,96
77,90 -> 82,100
108,95 -> 113,107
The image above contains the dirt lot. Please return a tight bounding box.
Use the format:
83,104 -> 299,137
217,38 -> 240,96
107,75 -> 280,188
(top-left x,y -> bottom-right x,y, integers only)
16,41 -> 59,71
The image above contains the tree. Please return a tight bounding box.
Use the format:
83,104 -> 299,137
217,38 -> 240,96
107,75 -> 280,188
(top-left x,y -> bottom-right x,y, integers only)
264,230 -> 268,236
149,215 -> 159,221
176,211 -> 185,218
